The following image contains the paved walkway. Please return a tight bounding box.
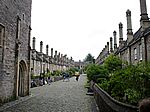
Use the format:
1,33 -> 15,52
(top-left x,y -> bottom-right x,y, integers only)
0,74 -> 99,112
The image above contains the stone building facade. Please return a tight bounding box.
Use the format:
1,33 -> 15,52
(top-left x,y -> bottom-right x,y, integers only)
96,0 -> 150,65
74,60 -> 87,73
0,0 -> 32,103
30,37 -> 75,76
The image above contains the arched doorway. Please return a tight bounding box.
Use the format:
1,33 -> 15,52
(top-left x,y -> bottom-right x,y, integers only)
18,60 -> 27,97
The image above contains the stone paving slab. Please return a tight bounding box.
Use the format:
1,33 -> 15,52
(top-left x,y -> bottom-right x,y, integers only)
0,75 -> 99,112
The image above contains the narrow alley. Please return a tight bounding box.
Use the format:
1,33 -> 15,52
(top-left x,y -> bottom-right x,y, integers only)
0,75 -> 98,112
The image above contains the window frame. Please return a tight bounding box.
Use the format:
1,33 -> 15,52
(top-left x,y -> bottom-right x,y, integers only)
134,48 -> 137,60
0,24 -> 5,63
139,44 -> 143,61
0,24 -> 5,47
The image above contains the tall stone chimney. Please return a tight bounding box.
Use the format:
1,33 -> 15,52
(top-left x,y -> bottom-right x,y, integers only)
58,52 -> 60,62
54,50 -> 57,64
139,0 -> 150,30
113,31 -> 117,50
126,9 -> 133,42
55,50 -> 57,59
46,45 -> 49,55
119,22 -> 123,47
40,41 -> 43,53
140,0 -> 149,20
61,54 -> 63,64
51,48 -> 53,58
107,42 -> 109,54
110,37 -> 113,53
32,37 -> 36,50
64,54 -> 67,65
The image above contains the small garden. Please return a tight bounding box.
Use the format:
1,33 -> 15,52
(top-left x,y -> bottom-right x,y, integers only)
31,67 -> 79,87
31,67 -> 79,79
85,54 -> 150,106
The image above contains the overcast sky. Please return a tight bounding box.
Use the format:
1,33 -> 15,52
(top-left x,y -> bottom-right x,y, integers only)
31,0 -> 150,61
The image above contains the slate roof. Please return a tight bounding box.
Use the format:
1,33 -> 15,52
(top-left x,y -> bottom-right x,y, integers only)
116,26 -> 150,54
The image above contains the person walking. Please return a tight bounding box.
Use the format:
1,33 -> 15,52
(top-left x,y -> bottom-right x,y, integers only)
62,72 -> 66,82
75,72 -> 80,81
66,73 -> 70,81
48,76 -> 51,85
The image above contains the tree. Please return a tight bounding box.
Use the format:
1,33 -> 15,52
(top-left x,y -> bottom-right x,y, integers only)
84,53 -> 95,63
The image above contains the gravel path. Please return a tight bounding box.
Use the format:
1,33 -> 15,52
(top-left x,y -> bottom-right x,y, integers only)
0,74 -> 99,112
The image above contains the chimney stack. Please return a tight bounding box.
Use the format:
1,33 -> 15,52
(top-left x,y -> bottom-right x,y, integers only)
51,48 -> 53,58
46,45 -> 49,55
58,52 -> 60,62
126,9 -> 133,42
110,37 -> 113,53
32,37 -> 36,50
55,50 -> 57,59
139,0 -> 150,30
40,41 -> 43,53
119,22 -> 123,47
113,31 -> 117,50
107,42 -> 109,54
140,0 -> 149,21
61,54 -> 63,64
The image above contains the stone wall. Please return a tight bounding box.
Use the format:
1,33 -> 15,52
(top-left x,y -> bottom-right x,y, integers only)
146,35 -> 150,61
0,0 -> 32,103
91,82 -> 138,112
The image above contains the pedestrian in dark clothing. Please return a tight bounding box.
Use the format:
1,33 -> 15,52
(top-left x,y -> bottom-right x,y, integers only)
62,72 -> 66,81
75,72 -> 80,81
76,75 -> 79,81
66,73 -> 70,81
48,76 -> 51,85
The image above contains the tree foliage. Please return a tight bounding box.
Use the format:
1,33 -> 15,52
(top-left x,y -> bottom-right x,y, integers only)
84,53 -> 94,63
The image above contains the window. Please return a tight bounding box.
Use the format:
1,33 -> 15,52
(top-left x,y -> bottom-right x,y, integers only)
139,44 -> 142,60
0,28 -> 2,46
0,25 -> 4,46
22,14 -> 25,23
16,16 -> 21,39
134,48 -> 137,60
0,24 -> 5,62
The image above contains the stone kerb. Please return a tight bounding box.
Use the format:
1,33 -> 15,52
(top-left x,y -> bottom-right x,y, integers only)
90,81 -> 138,112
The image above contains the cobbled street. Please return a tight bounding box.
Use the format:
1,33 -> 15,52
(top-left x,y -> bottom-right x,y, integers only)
0,75 -> 98,112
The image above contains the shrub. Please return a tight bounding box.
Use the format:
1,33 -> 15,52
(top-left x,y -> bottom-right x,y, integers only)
104,54 -> 122,74
86,64 -> 101,81
31,74 -> 40,79
86,64 -> 109,82
66,67 -> 79,76
99,62 -> 150,105
52,70 -> 61,76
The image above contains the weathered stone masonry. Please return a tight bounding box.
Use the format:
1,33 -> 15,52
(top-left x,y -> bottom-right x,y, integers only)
30,37 -> 76,77
96,0 -> 150,65
0,0 -> 86,105
0,0 -> 32,103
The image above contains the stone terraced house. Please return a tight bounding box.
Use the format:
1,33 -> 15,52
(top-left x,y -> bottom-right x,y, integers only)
0,0 -> 83,105
96,0 -> 150,65
0,0 -> 32,103
30,37 -> 75,77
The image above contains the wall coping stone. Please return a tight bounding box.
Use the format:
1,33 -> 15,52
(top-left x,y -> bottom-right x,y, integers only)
91,81 -> 138,112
